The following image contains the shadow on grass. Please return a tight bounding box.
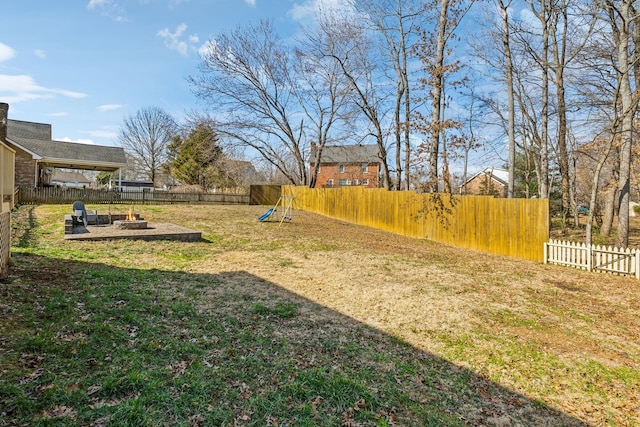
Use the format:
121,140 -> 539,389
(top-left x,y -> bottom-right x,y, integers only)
0,254 -> 588,426
11,205 -> 39,249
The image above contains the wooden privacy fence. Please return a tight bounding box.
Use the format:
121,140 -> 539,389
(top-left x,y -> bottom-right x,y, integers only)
16,186 -> 250,205
283,186 -> 549,261
544,239 -> 640,279
249,185 -> 281,206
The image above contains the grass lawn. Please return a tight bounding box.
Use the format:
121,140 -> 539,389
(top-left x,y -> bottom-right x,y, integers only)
1,203 -> 638,426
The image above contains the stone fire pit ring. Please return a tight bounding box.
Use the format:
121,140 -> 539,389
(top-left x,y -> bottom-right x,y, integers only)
112,219 -> 149,230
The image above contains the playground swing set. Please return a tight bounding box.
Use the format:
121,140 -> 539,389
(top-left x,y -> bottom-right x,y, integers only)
258,195 -> 294,225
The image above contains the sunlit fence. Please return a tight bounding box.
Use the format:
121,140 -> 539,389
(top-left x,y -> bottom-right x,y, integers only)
283,186 -> 549,261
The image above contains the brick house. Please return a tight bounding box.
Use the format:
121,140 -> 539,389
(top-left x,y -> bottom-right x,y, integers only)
309,144 -> 381,188
463,167 -> 509,197
5,119 -> 127,188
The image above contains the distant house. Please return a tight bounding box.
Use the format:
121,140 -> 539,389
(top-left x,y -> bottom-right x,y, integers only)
226,159 -> 261,186
110,180 -> 154,192
5,119 -> 127,188
51,169 -> 91,188
309,144 -> 381,188
463,168 -> 509,197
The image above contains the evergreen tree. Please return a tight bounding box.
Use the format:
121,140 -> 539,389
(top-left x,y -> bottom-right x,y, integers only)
169,124 -> 223,190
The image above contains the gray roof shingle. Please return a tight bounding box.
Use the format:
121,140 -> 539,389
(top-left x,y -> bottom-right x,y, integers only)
7,119 -> 52,140
9,136 -> 127,166
311,144 -> 381,164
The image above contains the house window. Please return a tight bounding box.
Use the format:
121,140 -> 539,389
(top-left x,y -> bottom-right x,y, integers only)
353,179 -> 359,185
339,179 -> 348,186
362,179 -> 369,186
339,164 -> 345,173
327,178 -> 334,186
361,163 -> 368,173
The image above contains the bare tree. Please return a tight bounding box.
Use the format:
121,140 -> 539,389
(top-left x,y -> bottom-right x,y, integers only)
189,20 -> 307,185
549,0 -> 596,224
357,0 -> 427,190
315,10 -> 393,189
571,0 -> 639,246
607,0 -> 637,248
413,0 -> 474,193
294,23 -> 354,189
118,107 -> 177,185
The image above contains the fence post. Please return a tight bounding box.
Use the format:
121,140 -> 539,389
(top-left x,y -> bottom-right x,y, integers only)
635,249 -> 640,280
586,243 -> 592,272
543,241 -> 548,264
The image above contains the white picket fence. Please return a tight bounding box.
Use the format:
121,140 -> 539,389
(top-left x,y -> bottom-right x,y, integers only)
544,239 -> 640,279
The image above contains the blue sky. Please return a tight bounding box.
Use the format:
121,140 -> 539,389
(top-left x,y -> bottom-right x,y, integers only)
1,0 -> 319,146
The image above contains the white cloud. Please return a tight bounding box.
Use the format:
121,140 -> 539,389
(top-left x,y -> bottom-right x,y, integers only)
0,43 -> 15,62
48,112 -> 68,117
58,136 -> 95,145
87,0 -> 127,22
197,40 -> 216,57
87,0 -> 110,9
97,104 -> 122,112
0,74 -> 87,104
86,130 -> 118,138
34,49 -> 46,59
157,23 -> 199,56
288,0 -> 357,25
245,0 -> 256,6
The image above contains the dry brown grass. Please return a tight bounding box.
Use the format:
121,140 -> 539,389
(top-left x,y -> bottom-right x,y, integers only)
132,204 -> 640,424
6,203 -> 640,425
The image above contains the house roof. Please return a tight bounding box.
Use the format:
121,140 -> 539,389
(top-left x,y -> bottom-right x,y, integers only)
7,119 -> 52,140
6,119 -> 127,171
311,144 -> 381,165
8,136 -> 127,170
52,170 -> 91,184
466,167 -> 509,186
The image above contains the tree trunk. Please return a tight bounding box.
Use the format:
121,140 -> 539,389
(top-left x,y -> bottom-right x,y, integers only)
402,35 -> 412,191
395,81 -> 404,191
615,0 -> 634,248
539,2 -> 550,199
586,140 -> 614,246
427,0 -> 450,193
499,0 -> 516,198
600,185 -> 617,236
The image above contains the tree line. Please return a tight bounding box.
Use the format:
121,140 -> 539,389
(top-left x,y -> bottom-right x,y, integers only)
117,0 -> 640,248
110,107 -> 260,192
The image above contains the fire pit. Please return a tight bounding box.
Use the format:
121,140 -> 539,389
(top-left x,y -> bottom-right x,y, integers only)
112,219 -> 148,230
64,206 -> 202,242
112,207 -> 147,229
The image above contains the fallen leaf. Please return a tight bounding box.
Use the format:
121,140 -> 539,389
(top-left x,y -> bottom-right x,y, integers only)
66,382 -> 83,392
36,384 -> 55,393
87,385 -> 102,396
42,405 -> 77,419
